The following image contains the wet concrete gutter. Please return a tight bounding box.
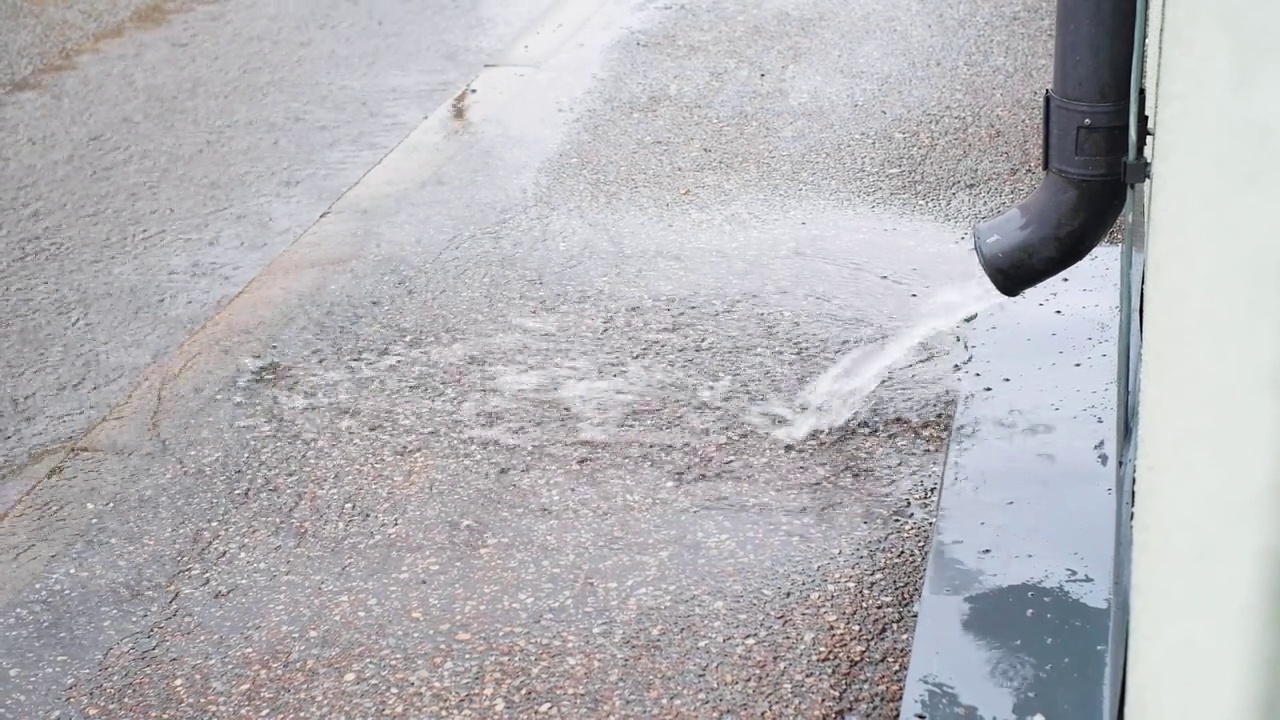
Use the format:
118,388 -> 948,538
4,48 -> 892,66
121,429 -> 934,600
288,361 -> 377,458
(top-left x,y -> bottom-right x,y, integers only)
900,249 -> 1120,719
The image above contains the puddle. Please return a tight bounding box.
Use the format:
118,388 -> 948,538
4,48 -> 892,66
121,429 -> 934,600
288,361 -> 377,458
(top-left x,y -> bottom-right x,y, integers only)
401,203 -> 997,448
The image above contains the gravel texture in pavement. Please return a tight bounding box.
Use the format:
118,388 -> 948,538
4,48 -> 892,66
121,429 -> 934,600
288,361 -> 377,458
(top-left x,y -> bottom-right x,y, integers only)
0,0 -> 1052,717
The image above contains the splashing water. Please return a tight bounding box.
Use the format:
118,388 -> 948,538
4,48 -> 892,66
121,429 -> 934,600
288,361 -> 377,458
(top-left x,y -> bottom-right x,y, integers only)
765,279 -> 1002,441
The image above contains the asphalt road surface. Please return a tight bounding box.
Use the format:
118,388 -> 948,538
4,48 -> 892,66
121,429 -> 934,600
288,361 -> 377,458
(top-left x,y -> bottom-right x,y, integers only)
0,0 -> 1051,717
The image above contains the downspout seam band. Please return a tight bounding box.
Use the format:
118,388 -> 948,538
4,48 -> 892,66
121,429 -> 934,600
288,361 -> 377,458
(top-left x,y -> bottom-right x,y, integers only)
1043,89 -> 1130,180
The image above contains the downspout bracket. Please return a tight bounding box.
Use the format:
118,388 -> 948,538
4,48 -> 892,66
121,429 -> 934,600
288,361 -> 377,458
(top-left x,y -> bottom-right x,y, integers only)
1124,91 -> 1152,185
1123,158 -> 1150,185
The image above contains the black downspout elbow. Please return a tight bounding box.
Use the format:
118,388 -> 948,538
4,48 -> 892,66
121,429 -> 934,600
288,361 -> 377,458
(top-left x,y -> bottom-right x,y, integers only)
975,0 -> 1138,297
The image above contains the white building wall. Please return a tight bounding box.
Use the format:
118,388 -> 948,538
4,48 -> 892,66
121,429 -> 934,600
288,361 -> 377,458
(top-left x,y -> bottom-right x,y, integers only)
1127,0 -> 1280,717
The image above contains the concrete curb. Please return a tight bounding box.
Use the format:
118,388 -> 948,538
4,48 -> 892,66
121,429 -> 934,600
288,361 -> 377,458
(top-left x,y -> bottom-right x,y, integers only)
900,249 -> 1120,719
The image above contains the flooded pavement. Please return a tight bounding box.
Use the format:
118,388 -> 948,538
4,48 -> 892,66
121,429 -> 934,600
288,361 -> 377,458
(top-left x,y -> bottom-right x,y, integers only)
1,0 -> 1053,717
0,0 -> 161,88
0,0 -> 556,475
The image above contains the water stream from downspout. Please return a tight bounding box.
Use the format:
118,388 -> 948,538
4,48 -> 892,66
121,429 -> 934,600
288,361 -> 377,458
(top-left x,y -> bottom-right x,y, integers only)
761,278 -> 1003,441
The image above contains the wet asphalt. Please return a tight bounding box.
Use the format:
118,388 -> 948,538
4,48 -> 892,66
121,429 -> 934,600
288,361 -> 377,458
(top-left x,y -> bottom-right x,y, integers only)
0,0 -> 1052,717
0,0 -> 157,88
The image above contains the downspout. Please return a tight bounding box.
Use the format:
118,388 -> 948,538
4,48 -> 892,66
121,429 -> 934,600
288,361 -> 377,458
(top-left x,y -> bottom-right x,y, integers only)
974,0 -> 1140,297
